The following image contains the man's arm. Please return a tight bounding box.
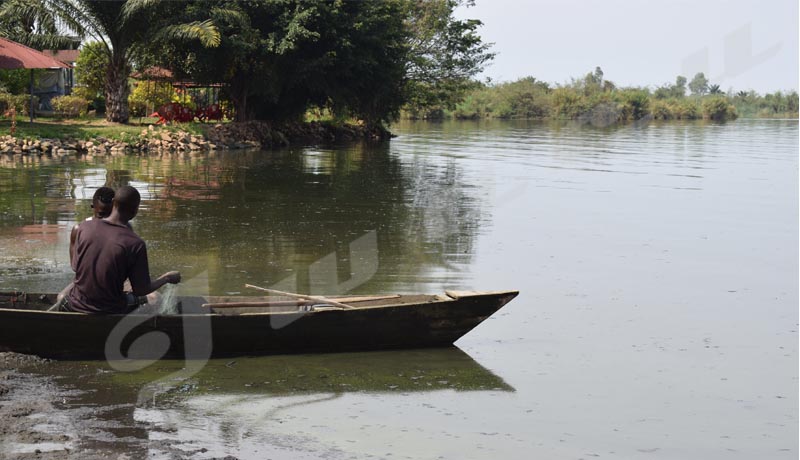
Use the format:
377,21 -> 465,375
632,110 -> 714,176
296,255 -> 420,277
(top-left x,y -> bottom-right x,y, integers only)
131,271 -> 181,296
128,243 -> 181,296
69,224 -> 78,270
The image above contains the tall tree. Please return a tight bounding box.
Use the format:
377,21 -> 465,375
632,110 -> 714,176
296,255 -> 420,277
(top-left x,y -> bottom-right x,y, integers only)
68,0 -> 222,123
160,0 -> 411,126
671,75 -> 687,98
403,0 -> 494,116
148,0 -> 493,125
688,72 -> 709,96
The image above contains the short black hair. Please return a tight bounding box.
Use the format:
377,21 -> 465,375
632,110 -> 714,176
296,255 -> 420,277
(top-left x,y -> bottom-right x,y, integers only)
114,185 -> 141,214
92,186 -> 115,204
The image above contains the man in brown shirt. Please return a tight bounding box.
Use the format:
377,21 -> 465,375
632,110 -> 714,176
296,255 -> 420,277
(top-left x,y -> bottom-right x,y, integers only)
67,185 -> 181,314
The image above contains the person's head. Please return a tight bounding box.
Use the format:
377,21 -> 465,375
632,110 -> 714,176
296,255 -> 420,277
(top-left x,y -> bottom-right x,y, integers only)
113,185 -> 141,221
91,186 -> 115,218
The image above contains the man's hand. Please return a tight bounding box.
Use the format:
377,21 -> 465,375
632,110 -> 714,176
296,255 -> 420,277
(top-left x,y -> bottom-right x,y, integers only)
163,271 -> 181,284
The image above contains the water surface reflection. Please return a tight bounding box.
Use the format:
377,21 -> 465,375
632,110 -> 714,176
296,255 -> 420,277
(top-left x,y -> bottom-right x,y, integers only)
0,143 -> 486,296
20,349 -> 512,457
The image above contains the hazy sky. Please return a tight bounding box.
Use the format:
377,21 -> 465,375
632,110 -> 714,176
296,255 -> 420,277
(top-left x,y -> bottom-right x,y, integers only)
456,0 -> 798,93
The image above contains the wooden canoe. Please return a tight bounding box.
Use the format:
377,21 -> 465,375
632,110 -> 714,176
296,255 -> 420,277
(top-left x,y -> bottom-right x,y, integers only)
0,290 -> 518,360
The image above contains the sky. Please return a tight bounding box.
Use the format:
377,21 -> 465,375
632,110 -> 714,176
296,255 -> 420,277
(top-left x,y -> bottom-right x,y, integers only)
455,0 -> 799,93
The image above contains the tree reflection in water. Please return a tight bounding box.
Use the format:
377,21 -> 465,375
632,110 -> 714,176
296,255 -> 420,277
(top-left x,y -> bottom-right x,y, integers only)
0,143 -> 488,296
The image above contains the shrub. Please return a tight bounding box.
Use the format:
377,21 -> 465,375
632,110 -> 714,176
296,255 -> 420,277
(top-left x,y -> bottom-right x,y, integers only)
453,86 -> 495,119
0,93 -> 38,116
129,80 -> 175,117
701,96 -> 737,121
52,95 -> 89,117
672,99 -> 699,119
618,89 -> 650,120
650,100 -> 673,120
72,86 -> 105,114
551,87 -> 587,119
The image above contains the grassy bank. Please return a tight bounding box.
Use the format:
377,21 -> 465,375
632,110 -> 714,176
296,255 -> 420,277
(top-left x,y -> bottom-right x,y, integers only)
0,117 -> 207,141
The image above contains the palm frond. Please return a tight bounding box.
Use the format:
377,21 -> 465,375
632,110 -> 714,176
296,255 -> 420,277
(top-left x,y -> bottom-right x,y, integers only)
120,0 -> 162,22
46,0 -> 91,38
11,32 -> 76,50
209,7 -> 249,27
152,20 -> 220,48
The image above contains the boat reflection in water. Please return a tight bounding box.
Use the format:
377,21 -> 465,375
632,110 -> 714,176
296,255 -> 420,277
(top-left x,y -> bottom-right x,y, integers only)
112,347 -> 515,397
33,348 -> 513,457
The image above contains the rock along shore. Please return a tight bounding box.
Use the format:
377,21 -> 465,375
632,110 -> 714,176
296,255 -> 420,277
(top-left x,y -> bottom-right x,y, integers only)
0,121 -> 392,158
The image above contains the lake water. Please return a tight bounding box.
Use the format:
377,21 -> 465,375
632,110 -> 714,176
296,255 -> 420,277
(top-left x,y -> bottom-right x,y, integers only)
0,119 -> 797,459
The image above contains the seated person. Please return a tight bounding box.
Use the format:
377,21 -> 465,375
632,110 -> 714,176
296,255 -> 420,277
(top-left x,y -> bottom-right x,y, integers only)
69,186 -> 115,264
63,185 -> 181,314
54,186 -> 116,308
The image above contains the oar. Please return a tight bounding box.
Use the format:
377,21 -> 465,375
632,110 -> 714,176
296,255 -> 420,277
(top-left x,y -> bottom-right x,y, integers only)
244,284 -> 355,309
202,294 -> 401,309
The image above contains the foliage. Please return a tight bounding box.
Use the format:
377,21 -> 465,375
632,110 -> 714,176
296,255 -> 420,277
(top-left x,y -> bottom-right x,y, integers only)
157,1 -> 413,126
701,96 -> 736,120
654,75 -> 687,99
452,77 -> 550,119
439,70 -> 775,123
74,41 -> 107,99
403,0 -> 495,117
128,80 -> 174,117
688,72 -> 709,96
51,94 -> 88,117
550,86 -> 587,119
0,69 -> 33,95
64,0 -> 224,123
650,99 -> 672,120
1,0 -> 492,127
0,0 -> 81,50
618,89 -> 650,120
0,92 -> 38,115
731,90 -> 798,118
671,99 -> 699,119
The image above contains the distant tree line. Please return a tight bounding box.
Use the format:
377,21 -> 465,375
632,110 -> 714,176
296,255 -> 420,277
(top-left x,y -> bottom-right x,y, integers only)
442,68 -> 798,123
0,0 -> 493,127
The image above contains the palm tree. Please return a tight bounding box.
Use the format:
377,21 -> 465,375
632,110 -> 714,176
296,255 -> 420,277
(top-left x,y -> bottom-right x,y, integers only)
708,84 -> 723,95
71,0 -> 223,123
0,0 -> 81,50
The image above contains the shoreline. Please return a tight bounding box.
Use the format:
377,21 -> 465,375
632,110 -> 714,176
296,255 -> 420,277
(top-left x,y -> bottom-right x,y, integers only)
0,120 -> 393,157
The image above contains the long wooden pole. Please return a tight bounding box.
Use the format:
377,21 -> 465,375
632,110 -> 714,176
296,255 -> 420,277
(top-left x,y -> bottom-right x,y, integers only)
202,294 -> 401,309
29,69 -> 34,123
244,284 -> 355,309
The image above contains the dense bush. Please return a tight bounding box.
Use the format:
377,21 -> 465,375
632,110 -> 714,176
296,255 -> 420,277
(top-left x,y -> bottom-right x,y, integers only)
0,93 -> 38,116
618,90 -> 650,120
732,90 -> 798,118
128,81 -> 175,117
428,70 -> 779,123
701,96 -> 737,121
52,95 -> 89,117
550,87 -> 587,119
452,78 -> 551,119
650,100 -> 672,120
71,86 -> 105,114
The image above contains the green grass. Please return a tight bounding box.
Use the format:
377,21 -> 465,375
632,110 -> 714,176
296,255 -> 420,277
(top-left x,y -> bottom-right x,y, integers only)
0,116 -> 209,141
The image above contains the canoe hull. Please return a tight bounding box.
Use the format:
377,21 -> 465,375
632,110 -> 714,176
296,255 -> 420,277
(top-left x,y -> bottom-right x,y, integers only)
0,291 -> 518,359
